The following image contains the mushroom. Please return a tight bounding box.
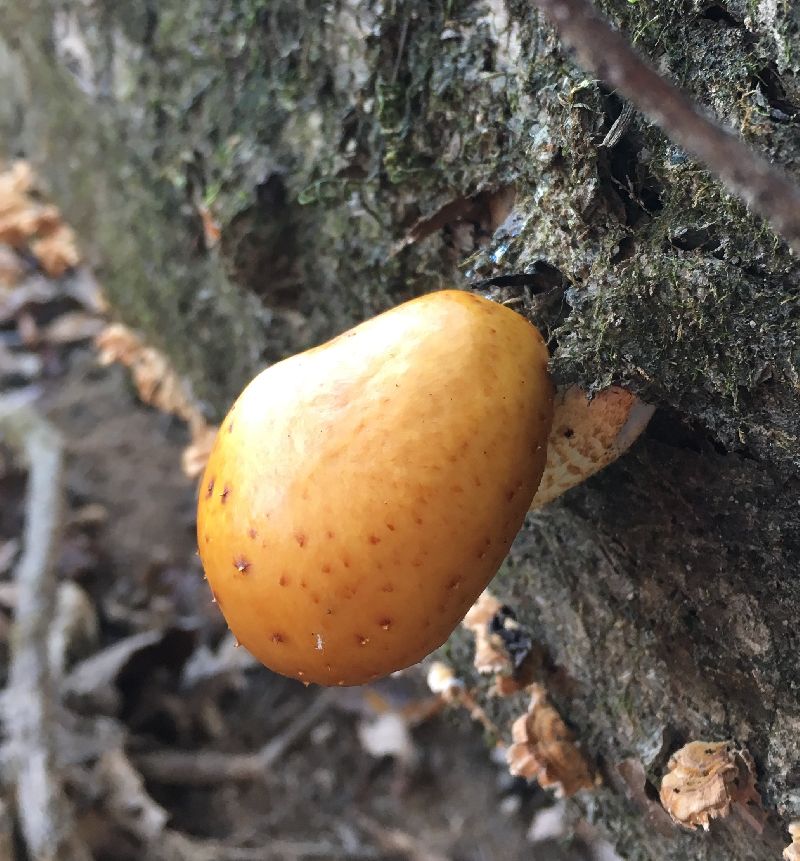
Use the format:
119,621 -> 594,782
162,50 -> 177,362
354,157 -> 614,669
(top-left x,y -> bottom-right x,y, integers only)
197,290 -> 554,686
659,741 -> 765,832
531,386 -> 655,509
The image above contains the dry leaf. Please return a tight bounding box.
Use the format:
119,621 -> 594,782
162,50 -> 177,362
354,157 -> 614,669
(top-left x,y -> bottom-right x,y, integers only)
94,323 -> 215,478
784,822 -> 800,861
0,161 -> 81,274
659,741 -> 765,832
31,224 -> 80,277
506,683 -> 597,797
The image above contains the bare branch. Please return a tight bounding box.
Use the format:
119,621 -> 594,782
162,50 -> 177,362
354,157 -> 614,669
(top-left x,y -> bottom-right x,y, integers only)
133,690 -> 334,786
0,393 -> 91,861
531,0 -> 800,252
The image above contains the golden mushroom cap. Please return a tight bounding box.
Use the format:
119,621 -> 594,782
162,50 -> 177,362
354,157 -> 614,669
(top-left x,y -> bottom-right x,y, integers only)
197,290 -> 553,686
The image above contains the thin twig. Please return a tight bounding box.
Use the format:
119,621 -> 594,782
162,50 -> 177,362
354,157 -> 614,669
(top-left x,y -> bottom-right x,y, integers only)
0,393 -> 91,861
531,0 -> 800,252
355,813 -> 450,861
134,689 -> 334,786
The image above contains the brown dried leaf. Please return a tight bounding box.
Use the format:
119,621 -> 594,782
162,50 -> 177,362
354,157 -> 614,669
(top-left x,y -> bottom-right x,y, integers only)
0,160 -> 33,198
94,323 -> 215,477
506,684 -> 597,798
94,324 -> 193,421
31,224 -> 81,277
0,162 -> 81,274
659,741 -> 765,832
784,822 -> 800,861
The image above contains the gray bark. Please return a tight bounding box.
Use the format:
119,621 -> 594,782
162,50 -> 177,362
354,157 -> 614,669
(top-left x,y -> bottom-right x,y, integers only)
1,1 -> 798,858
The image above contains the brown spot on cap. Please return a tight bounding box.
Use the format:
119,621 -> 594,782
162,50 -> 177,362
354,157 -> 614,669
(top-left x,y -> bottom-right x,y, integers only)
220,485 -> 231,503
206,478 -> 215,498
279,574 -> 289,587
248,528 -> 257,539
271,632 -> 285,644
357,635 -> 369,646
233,556 -> 250,573
368,534 -> 380,545
379,618 -> 392,630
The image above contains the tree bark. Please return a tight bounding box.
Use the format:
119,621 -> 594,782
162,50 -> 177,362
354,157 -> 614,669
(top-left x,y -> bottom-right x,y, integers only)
1,1 -> 798,858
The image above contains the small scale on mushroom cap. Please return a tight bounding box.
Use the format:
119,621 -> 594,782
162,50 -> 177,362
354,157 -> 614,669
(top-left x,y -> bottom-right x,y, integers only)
197,290 -> 553,686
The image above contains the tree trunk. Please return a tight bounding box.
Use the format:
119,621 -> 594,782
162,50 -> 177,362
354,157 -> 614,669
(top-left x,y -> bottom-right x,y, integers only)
2,1 -> 798,858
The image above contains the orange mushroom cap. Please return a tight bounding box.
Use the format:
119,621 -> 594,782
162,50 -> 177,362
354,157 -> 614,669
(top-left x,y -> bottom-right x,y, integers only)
196,290 -> 553,685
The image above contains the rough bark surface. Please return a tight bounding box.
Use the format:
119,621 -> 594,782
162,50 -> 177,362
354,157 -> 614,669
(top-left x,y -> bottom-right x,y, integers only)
1,1 -> 798,859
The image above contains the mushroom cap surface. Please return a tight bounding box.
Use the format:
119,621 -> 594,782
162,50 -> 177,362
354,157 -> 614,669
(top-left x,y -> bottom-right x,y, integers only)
197,290 -> 553,685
